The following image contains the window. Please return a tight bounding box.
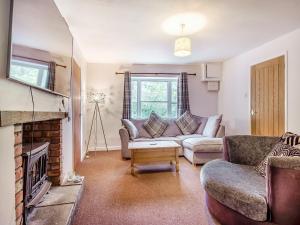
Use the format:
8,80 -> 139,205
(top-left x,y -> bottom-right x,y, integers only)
131,77 -> 178,119
10,57 -> 50,89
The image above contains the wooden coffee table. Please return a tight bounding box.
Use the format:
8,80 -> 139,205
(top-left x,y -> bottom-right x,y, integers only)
128,141 -> 181,175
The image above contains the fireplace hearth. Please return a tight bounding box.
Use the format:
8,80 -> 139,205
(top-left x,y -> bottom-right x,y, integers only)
22,142 -> 51,222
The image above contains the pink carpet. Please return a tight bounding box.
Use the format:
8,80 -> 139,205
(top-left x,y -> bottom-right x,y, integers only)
73,151 -> 208,225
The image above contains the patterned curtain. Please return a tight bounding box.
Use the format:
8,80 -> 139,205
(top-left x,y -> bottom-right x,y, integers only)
48,61 -> 56,91
177,72 -> 190,116
122,71 -> 131,119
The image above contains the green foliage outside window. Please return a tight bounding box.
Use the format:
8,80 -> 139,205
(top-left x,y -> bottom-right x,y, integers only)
131,77 -> 177,119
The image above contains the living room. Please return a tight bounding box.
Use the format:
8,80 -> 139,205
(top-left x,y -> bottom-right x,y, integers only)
0,0 -> 300,225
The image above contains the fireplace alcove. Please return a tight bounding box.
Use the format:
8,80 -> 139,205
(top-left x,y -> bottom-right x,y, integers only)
15,113 -> 65,224
21,118 -> 65,224
0,111 -> 84,225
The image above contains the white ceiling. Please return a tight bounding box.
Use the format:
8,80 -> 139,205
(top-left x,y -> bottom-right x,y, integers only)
54,0 -> 300,64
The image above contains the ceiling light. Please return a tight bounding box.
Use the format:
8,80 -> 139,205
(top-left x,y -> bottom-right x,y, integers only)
174,37 -> 191,57
174,24 -> 191,57
162,13 -> 207,36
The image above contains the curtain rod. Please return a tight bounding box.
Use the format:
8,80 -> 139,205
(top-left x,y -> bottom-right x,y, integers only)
12,55 -> 67,68
115,72 -> 196,76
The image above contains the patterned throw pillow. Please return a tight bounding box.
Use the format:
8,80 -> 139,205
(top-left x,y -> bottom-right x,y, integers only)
143,112 -> 168,138
280,132 -> 300,149
176,111 -> 199,135
255,142 -> 300,177
121,119 -> 139,140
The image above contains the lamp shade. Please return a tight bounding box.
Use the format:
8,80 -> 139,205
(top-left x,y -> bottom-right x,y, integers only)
174,37 -> 191,57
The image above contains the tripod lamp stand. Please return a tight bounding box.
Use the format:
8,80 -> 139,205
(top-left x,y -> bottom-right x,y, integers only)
86,90 -> 108,157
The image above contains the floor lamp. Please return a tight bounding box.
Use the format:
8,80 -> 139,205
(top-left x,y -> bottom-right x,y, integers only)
86,90 -> 108,158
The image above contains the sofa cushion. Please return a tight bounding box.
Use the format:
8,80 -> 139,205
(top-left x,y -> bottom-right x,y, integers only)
183,137 -> 223,152
131,119 -> 152,138
143,112 -> 168,138
193,116 -> 208,135
176,134 -> 203,142
202,115 -> 222,137
162,119 -> 182,137
255,142 -> 300,177
176,111 -> 199,135
122,119 -> 139,140
201,160 -> 267,221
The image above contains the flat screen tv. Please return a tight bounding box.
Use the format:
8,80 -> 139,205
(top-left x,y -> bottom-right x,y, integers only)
7,0 -> 73,97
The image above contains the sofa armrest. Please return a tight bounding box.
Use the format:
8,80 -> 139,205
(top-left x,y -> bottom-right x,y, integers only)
223,135 -> 279,165
266,156 -> 300,225
119,127 -> 130,159
215,125 -> 225,138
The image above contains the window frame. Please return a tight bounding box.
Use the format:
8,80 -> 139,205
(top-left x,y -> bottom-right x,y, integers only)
10,56 -> 51,89
131,76 -> 178,119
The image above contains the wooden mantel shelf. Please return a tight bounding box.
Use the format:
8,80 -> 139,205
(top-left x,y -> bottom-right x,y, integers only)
0,111 -> 68,127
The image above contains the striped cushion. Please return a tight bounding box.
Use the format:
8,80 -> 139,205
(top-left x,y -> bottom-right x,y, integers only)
255,142 -> 300,177
143,112 -> 168,138
280,132 -> 300,148
176,111 -> 199,135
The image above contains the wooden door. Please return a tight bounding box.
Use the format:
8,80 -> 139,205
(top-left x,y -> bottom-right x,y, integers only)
251,56 -> 285,136
72,59 -> 81,171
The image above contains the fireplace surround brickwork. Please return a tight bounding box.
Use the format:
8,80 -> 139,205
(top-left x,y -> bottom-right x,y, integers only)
22,119 -> 63,185
13,119 -> 63,225
14,125 -> 23,225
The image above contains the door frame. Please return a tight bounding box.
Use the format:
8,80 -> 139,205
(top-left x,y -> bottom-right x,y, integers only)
71,58 -> 82,171
249,52 -> 288,134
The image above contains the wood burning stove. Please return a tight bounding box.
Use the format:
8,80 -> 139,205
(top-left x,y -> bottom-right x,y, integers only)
22,142 -> 52,222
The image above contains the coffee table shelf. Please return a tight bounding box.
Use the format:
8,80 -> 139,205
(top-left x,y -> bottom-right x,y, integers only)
128,141 -> 181,175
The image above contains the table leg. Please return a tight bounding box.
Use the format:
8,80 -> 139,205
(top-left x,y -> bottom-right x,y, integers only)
131,150 -> 134,175
175,148 -> 179,172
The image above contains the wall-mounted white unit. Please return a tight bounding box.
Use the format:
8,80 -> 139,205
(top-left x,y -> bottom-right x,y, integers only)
207,81 -> 219,91
201,63 -> 222,81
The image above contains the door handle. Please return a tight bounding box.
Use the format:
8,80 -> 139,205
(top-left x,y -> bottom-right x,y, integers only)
251,109 -> 255,116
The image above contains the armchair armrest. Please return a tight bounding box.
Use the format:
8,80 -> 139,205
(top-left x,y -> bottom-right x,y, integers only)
223,135 -> 279,165
119,127 -> 130,159
266,156 -> 300,225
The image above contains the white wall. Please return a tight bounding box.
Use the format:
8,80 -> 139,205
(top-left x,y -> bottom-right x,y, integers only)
85,63 -> 219,150
0,0 -> 87,223
0,126 -> 16,225
218,28 -> 300,135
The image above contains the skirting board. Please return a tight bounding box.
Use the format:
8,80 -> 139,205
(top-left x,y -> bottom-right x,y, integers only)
88,146 -> 121,151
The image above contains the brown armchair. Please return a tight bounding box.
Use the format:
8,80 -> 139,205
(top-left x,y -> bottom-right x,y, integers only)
201,135 -> 300,225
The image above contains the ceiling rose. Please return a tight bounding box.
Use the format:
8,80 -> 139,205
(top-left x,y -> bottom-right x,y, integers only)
162,13 -> 207,36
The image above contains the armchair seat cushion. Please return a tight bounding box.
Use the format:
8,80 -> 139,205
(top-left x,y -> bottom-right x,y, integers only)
183,137 -> 223,152
201,160 -> 267,221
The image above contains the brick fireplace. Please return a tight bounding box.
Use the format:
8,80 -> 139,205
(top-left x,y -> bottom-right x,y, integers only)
13,119 -> 63,225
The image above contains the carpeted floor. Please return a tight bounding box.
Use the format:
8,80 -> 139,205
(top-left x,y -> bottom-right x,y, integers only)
73,151 -> 208,225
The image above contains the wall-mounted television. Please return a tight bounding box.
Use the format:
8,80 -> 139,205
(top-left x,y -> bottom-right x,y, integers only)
7,0 -> 73,97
